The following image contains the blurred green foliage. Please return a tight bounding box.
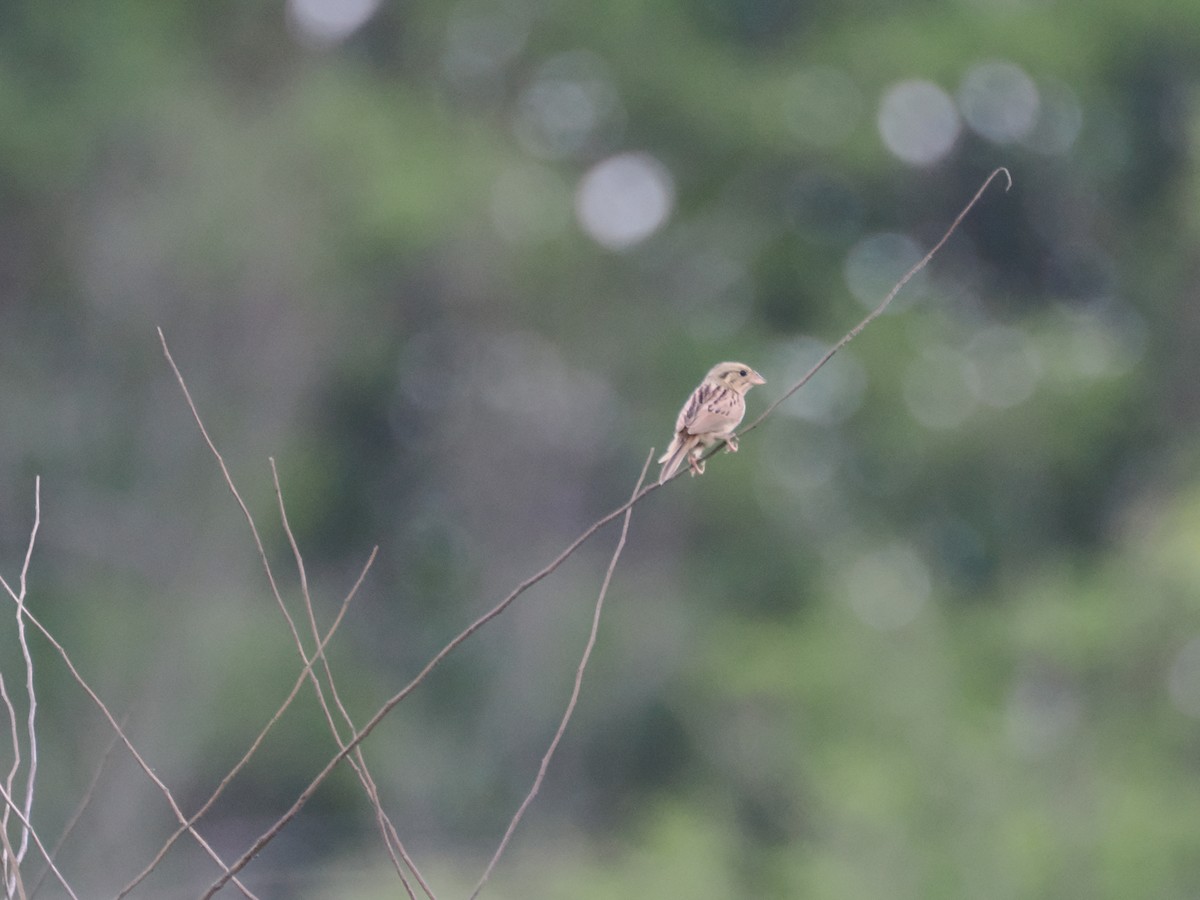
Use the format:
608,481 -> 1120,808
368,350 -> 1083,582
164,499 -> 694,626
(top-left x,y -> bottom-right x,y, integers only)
1,0 -> 1200,896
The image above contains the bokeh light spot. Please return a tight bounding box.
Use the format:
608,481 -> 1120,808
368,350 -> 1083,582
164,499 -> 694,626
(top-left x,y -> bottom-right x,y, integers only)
843,232 -> 926,310
442,0 -> 530,85
878,79 -> 961,166
575,152 -> 674,250
1023,78 -> 1083,155
958,60 -> 1040,144
287,0 -> 382,46
768,336 -> 867,425
513,51 -> 624,160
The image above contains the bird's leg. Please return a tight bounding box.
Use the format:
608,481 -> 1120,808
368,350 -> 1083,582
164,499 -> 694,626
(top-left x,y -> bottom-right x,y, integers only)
688,452 -> 706,476
724,434 -> 739,453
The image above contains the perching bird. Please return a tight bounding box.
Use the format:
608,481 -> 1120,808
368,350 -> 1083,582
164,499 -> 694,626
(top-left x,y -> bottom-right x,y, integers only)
658,361 -> 765,484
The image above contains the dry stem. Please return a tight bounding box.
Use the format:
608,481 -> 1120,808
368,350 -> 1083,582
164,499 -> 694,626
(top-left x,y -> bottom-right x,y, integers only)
468,450 -> 652,898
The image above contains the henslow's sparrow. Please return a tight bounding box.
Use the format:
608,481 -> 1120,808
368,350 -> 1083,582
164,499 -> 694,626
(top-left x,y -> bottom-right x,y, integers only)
658,361 -> 765,484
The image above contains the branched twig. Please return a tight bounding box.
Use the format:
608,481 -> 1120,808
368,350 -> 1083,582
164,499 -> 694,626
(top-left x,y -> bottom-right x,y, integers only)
0,818 -> 24,900
0,592 -> 258,898
0,478 -> 43,900
468,450 -> 652,899
154,330 -> 429,896
201,167 -> 1010,896
201,476 -> 666,897
0,484 -> 255,897
156,331 -> 429,897
0,779 -> 73,900
116,548 -> 374,898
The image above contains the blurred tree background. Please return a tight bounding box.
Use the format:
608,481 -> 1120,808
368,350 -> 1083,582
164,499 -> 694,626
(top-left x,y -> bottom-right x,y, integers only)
2,0 -> 1200,896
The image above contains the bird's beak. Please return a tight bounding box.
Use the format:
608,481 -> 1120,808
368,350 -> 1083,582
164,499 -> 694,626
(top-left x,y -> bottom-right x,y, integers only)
750,370 -> 766,385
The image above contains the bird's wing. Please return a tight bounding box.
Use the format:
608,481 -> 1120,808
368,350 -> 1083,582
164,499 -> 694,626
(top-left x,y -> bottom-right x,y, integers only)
678,383 -> 742,436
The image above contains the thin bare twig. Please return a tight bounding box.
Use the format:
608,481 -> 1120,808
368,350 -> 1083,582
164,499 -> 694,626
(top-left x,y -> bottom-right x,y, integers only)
155,331 -> 292,624
154,330 -> 420,896
13,477 -> 40,879
270,459 -> 433,900
0,481 -> 40,611
0,486 -> 254,896
28,712 -> 129,897
0,670 -> 20,890
469,450 -> 652,899
202,167 -> 1010,896
0,779 -> 73,900
202,474 -> 664,897
0,478 -> 42,900
0,816 -> 25,900
0,594 -> 257,898
116,548 -> 374,898
156,333 -> 426,897
741,166 -> 1012,439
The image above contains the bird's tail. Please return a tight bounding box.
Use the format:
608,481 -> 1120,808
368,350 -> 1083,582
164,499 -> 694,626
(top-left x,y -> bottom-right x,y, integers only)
658,438 -> 690,484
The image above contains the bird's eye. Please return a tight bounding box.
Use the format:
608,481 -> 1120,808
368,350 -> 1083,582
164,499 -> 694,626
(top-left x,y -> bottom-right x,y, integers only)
739,369 -> 747,376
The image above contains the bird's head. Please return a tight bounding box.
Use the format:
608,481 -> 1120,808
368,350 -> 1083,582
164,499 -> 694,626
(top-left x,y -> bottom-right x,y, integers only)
707,361 -> 766,394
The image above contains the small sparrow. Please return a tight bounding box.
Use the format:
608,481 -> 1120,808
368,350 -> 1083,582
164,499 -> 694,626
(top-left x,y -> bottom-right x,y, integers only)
658,361 -> 765,484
